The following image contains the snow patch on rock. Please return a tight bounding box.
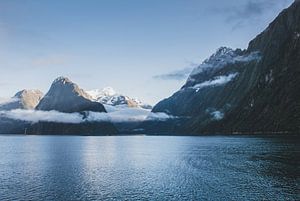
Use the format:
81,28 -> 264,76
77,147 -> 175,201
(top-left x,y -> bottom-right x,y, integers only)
87,87 -> 152,109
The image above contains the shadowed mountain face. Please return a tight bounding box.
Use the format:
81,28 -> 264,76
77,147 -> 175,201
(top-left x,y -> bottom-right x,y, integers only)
148,1 -> 300,134
36,77 -> 106,113
0,89 -> 43,110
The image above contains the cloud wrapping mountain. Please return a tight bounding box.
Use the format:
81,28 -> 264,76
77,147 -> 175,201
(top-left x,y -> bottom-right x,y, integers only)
191,73 -> 238,92
0,108 -> 174,124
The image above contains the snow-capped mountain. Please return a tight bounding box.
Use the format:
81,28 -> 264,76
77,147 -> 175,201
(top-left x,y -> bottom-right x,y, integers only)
0,89 -> 43,110
86,87 -> 152,109
189,47 -> 260,77
184,47 -> 261,89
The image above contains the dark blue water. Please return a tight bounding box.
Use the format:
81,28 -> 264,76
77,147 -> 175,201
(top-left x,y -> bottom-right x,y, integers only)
0,135 -> 299,200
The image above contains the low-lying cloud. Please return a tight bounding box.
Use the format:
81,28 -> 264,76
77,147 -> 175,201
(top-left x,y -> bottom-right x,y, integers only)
210,111 -> 224,120
0,107 -> 175,124
0,97 -> 16,105
191,73 -> 238,92
206,108 -> 224,121
0,109 -> 83,123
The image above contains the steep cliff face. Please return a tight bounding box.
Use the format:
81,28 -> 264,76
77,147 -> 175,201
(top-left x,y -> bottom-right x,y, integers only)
149,1 -> 300,134
202,0 -> 300,133
36,77 -> 106,113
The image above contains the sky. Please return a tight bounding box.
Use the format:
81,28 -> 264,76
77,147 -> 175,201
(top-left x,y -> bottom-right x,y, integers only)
0,0 -> 293,105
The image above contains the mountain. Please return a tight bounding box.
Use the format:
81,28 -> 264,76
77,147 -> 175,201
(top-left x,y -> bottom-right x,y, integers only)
36,76 -> 106,113
147,1 -> 300,134
86,87 -> 152,133
31,77 -> 117,135
0,89 -> 43,110
0,89 -> 44,134
86,87 -> 152,109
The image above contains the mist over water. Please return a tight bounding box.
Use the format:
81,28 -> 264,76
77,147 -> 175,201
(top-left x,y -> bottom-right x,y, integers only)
0,135 -> 298,200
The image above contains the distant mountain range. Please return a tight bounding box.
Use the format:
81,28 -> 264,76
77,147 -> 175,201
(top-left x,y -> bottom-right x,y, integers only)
0,1 -> 299,135
0,76 -> 152,134
86,87 -> 152,109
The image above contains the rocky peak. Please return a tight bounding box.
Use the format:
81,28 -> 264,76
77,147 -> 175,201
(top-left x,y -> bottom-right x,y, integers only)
14,89 -> 43,99
52,76 -> 72,85
47,76 -> 92,100
184,46 -> 260,89
0,89 -> 44,110
36,76 -> 105,113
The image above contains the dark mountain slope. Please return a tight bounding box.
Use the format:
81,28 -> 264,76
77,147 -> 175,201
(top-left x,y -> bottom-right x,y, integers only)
201,1 -> 300,133
148,1 -> 300,134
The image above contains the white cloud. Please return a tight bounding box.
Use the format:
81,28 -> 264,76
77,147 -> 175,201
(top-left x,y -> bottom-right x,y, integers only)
146,112 -> 176,121
191,73 -> 238,92
190,50 -> 261,76
0,97 -> 18,105
0,107 -> 175,124
211,111 -> 224,120
87,107 -> 151,123
0,109 -> 83,123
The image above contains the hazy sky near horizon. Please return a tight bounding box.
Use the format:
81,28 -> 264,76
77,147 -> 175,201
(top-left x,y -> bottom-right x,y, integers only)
0,0 -> 293,104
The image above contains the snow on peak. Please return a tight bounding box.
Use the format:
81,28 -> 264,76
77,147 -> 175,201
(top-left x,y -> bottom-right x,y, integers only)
86,87 -> 117,100
189,47 -> 261,77
100,87 -> 117,96
53,76 -> 72,85
86,87 -> 152,109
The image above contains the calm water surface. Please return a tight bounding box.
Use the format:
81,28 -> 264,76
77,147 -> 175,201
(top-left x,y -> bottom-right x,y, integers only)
0,135 -> 299,200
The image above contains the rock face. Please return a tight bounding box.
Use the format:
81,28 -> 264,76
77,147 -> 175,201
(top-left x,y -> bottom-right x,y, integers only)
0,89 -> 44,134
87,87 -> 152,109
36,77 -> 106,113
0,89 -> 43,110
32,77 -> 117,135
148,1 -> 300,134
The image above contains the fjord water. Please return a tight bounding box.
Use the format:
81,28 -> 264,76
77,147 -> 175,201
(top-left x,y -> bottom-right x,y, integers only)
0,135 -> 298,200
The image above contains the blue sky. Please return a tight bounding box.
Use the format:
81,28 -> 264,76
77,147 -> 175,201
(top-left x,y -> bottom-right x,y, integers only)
0,0 -> 293,104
